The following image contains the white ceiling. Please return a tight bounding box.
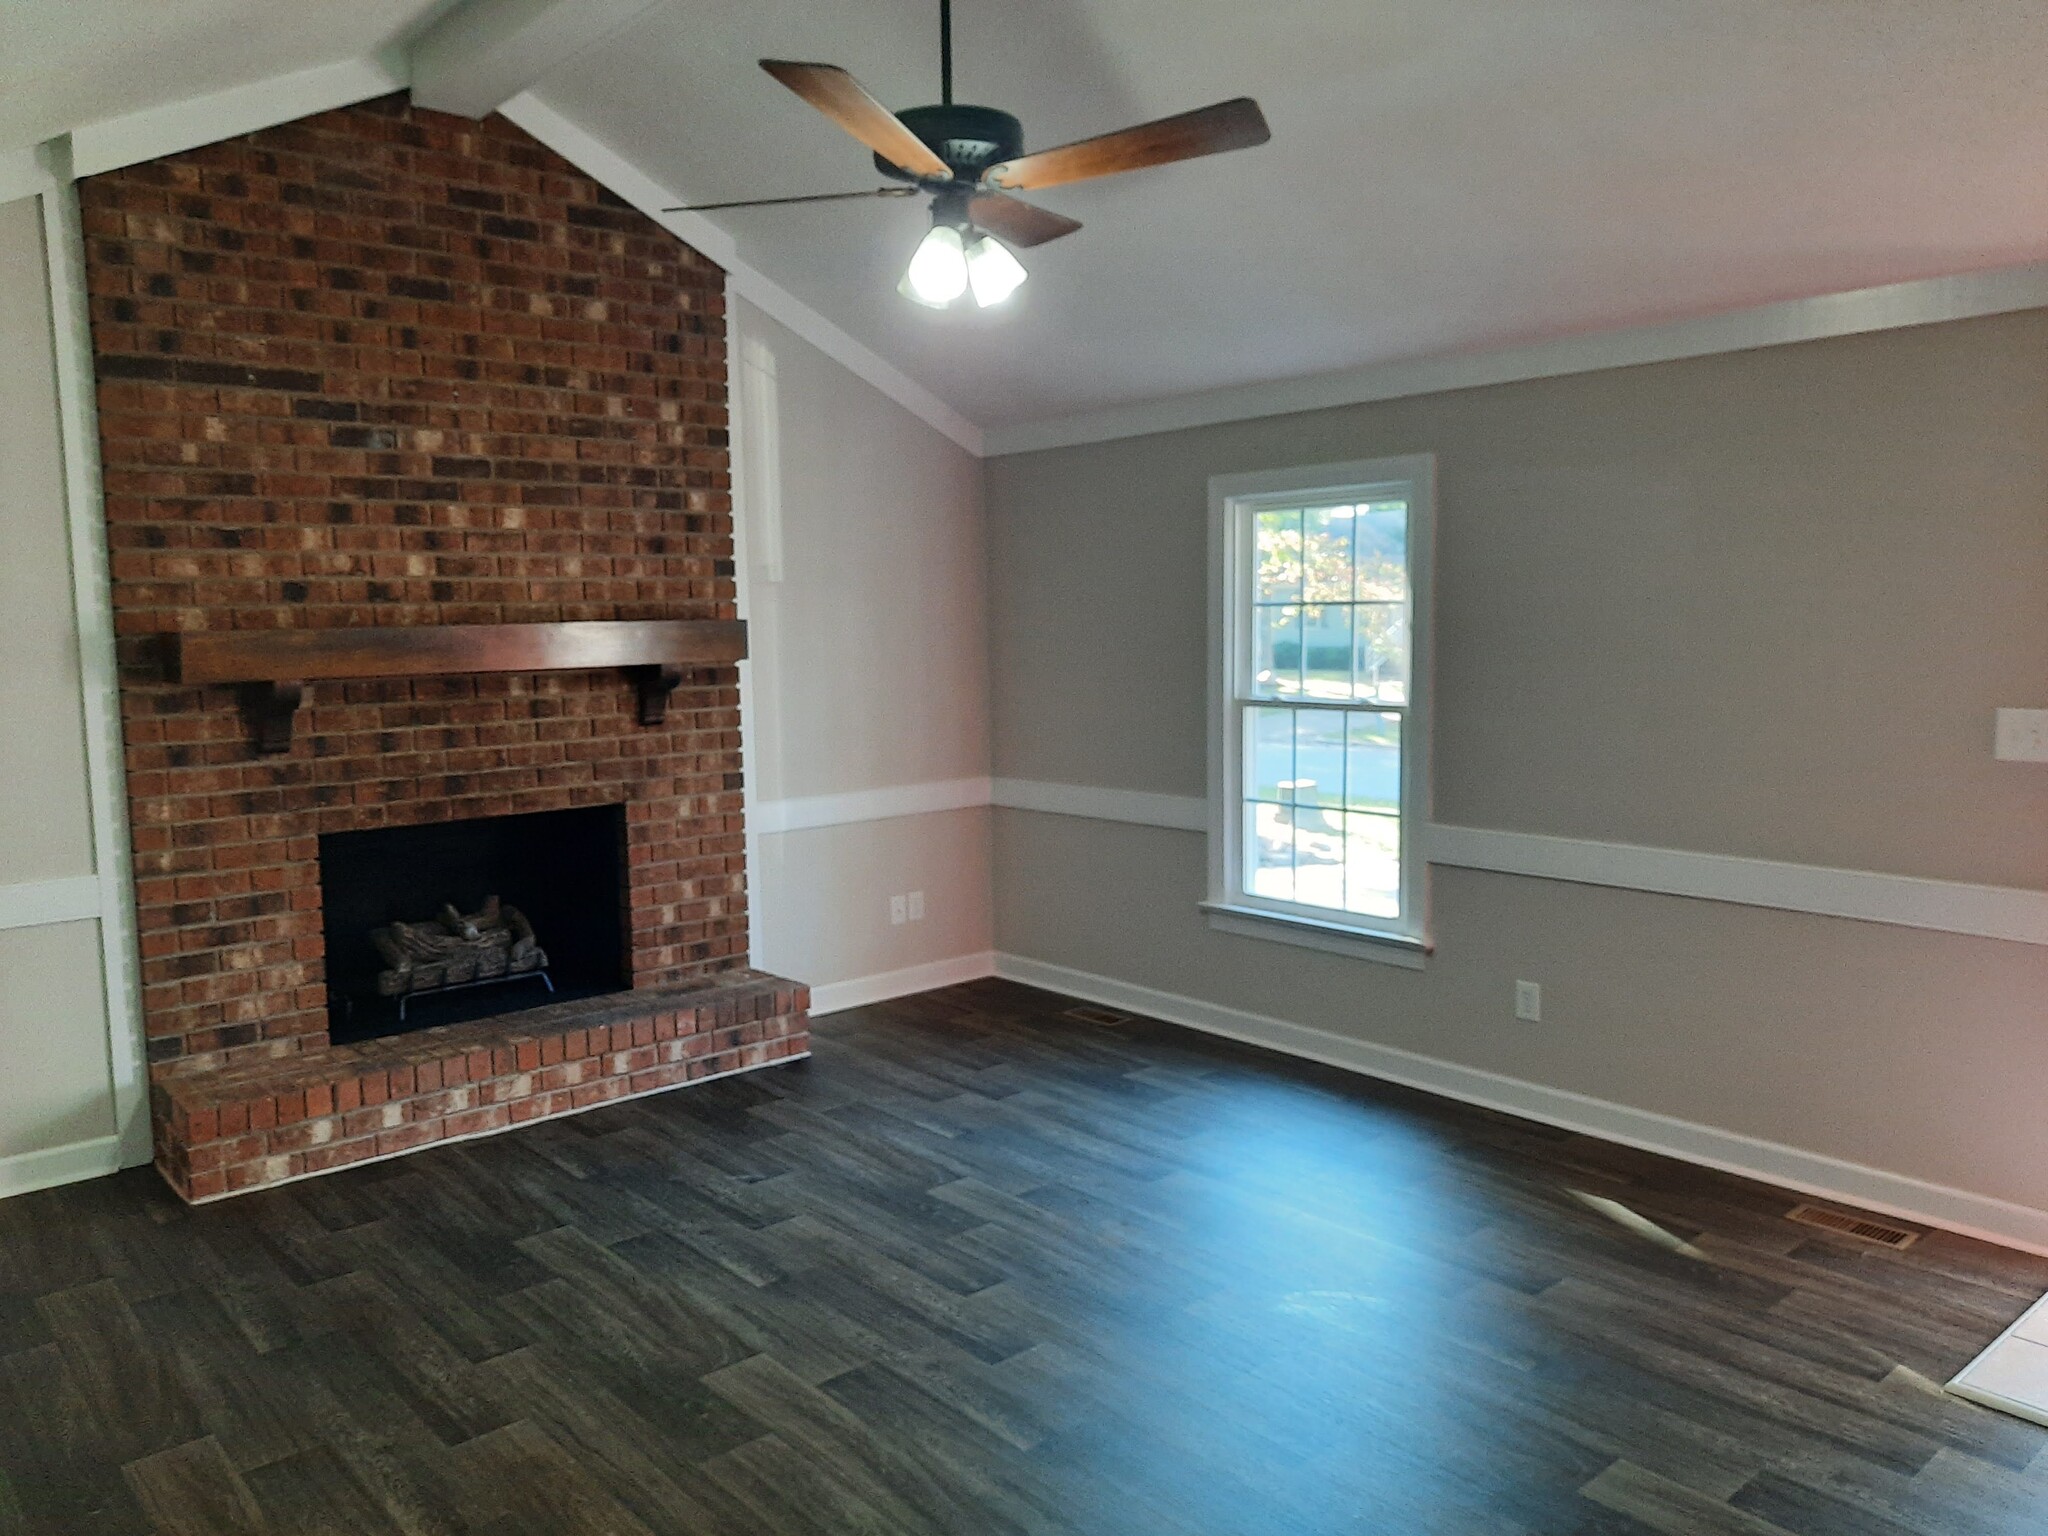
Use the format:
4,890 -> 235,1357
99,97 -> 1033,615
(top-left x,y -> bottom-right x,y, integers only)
7,0 -> 2048,434
0,1 -> 448,148
539,0 -> 2048,429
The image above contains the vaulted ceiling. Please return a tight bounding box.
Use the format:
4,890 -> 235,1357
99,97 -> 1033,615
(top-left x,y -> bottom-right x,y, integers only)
8,0 -> 2048,432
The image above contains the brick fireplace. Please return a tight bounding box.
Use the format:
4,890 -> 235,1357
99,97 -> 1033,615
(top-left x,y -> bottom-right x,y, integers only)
81,96 -> 807,1201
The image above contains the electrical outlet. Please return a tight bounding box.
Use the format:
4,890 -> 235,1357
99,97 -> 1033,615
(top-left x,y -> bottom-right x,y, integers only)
1515,981 -> 1542,1022
1994,708 -> 2048,763
907,890 -> 925,921
889,894 -> 907,925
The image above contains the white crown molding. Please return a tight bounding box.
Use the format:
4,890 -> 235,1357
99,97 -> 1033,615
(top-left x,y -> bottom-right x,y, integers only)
0,875 -> 103,932
753,777 -> 993,836
806,951 -> 998,1017
988,777 -> 2048,947
498,93 -> 985,456
0,1134 -> 124,1201
69,52 -> 410,179
983,261 -> 2048,457
994,952 -> 2048,1257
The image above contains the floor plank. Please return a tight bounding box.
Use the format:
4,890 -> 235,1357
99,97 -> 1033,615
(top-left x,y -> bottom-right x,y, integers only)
0,978 -> 2043,1534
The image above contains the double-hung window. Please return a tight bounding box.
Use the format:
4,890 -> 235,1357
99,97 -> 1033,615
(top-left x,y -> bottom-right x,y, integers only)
1207,455 -> 1433,963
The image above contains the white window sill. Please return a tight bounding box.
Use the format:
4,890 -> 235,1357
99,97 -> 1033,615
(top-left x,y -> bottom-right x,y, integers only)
1200,902 -> 1430,969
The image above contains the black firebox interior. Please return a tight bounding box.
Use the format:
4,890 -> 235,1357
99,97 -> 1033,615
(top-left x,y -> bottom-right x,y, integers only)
319,804 -> 629,1044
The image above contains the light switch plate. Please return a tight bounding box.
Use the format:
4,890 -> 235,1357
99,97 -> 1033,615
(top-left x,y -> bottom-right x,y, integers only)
1994,709 -> 2048,763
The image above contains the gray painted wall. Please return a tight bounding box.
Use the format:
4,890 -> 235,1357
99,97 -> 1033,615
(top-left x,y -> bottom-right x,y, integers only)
986,309 -> 2048,1210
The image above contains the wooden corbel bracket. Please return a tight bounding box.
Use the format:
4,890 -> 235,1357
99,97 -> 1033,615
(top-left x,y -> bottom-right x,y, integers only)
168,619 -> 747,754
243,680 -> 305,756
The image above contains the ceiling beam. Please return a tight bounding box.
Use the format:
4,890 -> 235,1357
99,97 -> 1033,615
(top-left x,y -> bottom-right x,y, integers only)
410,0 -> 669,119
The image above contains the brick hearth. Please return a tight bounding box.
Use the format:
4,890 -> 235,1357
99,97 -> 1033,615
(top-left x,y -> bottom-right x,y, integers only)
80,95 -> 807,1200
153,974 -> 806,1202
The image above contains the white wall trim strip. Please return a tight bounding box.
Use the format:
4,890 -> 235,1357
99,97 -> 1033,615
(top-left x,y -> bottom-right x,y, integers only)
39,154 -> 156,1167
994,952 -> 2048,1257
499,93 -> 985,456
69,52 -> 411,178
983,260 -> 2048,456
0,876 -> 102,932
754,777 -> 993,836
1425,823 -> 2048,948
0,1135 -> 124,1201
988,778 -> 2048,947
991,777 -> 1205,832
807,951 -> 998,1017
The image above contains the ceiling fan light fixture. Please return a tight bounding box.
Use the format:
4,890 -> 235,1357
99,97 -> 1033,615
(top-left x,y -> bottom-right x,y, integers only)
965,233 -> 1027,307
900,223 -> 969,307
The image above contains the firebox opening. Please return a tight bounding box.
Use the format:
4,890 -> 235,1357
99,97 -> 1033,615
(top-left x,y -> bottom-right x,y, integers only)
319,804 -> 630,1044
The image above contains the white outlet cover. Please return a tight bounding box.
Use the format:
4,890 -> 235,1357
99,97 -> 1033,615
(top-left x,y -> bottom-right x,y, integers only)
889,894 -> 907,925
1515,981 -> 1542,1022
1994,708 -> 2048,763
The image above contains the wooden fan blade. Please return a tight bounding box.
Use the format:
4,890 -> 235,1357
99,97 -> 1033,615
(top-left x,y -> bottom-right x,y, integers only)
663,188 -> 917,212
983,97 -> 1269,191
967,192 -> 1081,248
759,60 -> 951,179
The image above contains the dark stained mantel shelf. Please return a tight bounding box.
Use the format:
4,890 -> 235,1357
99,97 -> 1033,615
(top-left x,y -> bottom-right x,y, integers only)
167,619 -> 748,753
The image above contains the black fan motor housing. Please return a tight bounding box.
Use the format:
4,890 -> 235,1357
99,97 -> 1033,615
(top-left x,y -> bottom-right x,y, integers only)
877,104 -> 1023,182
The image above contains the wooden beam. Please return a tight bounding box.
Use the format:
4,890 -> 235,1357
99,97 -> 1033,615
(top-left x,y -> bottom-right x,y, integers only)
168,619 -> 746,753
409,0 -> 669,119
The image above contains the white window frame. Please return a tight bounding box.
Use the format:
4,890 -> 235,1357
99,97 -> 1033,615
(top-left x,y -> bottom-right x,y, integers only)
1205,454 -> 1435,966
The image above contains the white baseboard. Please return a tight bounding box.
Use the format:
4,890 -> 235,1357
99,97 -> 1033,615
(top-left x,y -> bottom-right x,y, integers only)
806,951 -> 998,1017
0,1134 -> 123,1201
993,951 -> 2048,1258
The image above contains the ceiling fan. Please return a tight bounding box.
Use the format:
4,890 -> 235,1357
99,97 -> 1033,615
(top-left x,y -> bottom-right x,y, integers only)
663,1 -> 1270,310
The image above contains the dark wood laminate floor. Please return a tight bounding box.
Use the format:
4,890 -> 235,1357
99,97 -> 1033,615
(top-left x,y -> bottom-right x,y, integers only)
4,978 -> 2047,1535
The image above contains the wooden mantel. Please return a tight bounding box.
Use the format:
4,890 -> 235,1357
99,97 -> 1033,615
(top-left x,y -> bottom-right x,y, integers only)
168,619 -> 748,753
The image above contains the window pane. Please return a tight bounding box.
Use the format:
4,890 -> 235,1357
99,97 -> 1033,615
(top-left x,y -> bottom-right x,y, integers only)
1248,706 -> 1295,802
1285,802 -> 1348,912
1251,605 -> 1302,698
1354,602 -> 1409,704
1301,504 -> 1354,602
1342,812 -> 1401,917
1255,508 -> 1301,603
1299,605 -> 1352,700
1246,801 -> 1294,902
1345,712 -> 1402,813
1293,709 -> 1346,809
1355,501 -> 1407,601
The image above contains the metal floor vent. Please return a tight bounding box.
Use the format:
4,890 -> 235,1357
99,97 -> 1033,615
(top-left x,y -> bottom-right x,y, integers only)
1785,1203 -> 1922,1250
1061,1004 -> 1132,1028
